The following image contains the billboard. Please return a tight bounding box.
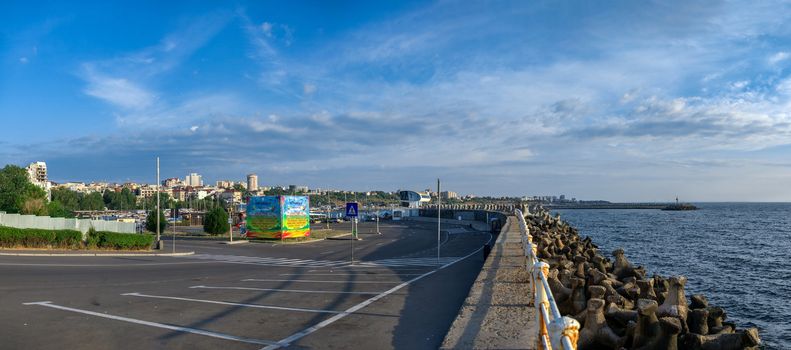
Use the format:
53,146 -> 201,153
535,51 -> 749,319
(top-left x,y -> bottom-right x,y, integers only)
246,195 -> 310,239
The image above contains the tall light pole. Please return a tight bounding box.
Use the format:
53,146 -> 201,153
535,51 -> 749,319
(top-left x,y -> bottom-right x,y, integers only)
326,191 -> 330,230
437,178 -> 441,263
156,157 -> 161,249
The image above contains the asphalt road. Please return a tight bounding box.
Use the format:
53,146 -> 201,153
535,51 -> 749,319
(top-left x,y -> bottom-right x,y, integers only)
0,220 -> 492,350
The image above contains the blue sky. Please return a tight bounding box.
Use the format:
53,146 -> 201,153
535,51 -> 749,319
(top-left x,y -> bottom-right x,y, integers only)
2,1 -> 791,201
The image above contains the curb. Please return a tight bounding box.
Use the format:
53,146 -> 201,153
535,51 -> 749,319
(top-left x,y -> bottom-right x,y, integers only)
0,251 -> 196,257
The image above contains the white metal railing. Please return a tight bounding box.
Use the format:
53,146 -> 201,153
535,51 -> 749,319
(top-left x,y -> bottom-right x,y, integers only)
515,209 -> 579,350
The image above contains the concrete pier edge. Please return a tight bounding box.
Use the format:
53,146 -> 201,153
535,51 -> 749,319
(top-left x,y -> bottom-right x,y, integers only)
441,215 -> 536,349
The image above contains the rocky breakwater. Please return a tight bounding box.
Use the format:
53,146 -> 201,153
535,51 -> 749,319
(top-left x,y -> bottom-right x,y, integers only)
525,209 -> 761,350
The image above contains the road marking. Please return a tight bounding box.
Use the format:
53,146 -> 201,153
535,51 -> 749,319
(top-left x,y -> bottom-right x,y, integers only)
121,292 -> 339,314
179,254 -> 347,267
261,232 -> 493,349
350,257 -> 461,268
22,301 -> 277,346
189,285 -> 381,295
242,279 -> 400,284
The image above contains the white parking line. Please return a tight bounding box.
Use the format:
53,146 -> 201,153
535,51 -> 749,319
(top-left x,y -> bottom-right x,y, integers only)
242,279 -> 401,284
189,285 -> 381,295
22,301 -> 277,346
121,292 -> 339,314
261,232 -> 492,350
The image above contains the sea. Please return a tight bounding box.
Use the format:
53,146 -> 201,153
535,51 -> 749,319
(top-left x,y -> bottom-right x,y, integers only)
552,203 -> 790,349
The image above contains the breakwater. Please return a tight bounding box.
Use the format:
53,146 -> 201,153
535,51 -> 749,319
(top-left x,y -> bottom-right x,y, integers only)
526,207 -> 761,349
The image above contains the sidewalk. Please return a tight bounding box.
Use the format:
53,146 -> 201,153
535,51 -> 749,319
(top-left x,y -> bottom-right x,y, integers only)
441,215 -> 536,349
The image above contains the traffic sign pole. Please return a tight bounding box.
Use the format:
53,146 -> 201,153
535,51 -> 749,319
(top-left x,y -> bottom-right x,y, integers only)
346,202 -> 359,265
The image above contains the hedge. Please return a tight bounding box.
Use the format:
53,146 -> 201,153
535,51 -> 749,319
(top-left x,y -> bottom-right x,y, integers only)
0,226 -> 82,248
88,230 -> 154,250
0,226 -> 153,250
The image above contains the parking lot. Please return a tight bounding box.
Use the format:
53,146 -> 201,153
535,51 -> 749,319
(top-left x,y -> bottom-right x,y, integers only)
0,220 -> 491,349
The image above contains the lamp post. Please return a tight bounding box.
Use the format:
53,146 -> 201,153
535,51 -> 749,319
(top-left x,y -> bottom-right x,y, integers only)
156,157 -> 161,250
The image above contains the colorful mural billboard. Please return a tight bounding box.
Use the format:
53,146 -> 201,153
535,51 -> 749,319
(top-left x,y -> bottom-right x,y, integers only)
246,195 -> 310,239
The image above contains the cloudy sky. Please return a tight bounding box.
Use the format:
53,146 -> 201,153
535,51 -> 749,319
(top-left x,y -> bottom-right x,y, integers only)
2,1 -> 791,201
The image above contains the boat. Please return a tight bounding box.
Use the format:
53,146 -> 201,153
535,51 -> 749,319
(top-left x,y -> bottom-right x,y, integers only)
662,197 -> 698,211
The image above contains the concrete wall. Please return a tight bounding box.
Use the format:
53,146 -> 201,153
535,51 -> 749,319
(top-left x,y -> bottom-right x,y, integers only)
0,212 -> 137,239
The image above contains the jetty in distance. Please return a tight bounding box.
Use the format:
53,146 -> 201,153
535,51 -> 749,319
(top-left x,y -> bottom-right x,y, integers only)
547,202 -> 678,210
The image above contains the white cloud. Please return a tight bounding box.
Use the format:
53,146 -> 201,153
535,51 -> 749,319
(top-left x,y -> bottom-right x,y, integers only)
769,51 -> 790,65
303,83 -> 317,95
19,57 -> 28,64
260,22 -> 273,37
82,67 -> 155,109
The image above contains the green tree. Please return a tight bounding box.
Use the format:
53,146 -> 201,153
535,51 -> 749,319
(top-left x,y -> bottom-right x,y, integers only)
145,209 -> 168,233
51,187 -> 82,213
203,207 -> 229,235
0,165 -> 48,214
80,192 -> 105,211
47,200 -> 72,218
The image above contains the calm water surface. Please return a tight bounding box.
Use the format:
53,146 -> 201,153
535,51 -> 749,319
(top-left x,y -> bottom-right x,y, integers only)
553,203 -> 790,349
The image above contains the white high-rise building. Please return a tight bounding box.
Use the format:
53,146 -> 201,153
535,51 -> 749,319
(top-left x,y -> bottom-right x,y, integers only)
27,161 -> 48,183
26,161 -> 51,200
247,174 -> 258,192
185,173 -> 203,187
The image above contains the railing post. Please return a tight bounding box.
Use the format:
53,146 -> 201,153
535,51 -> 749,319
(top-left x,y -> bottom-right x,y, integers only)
533,262 -> 551,349
550,316 -> 580,350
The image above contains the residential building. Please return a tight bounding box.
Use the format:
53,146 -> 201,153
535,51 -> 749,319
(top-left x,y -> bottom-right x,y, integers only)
247,174 -> 258,192
185,173 -> 203,187
440,191 -> 458,200
26,161 -> 47,184
26,161 -> 51,199
216,180 -> 233,189
136,186 -> 156,199
163,178 -> 183,187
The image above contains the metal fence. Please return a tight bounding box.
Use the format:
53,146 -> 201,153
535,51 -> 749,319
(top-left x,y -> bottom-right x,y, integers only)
515,209 -> 579,350
0,212 -> 137,239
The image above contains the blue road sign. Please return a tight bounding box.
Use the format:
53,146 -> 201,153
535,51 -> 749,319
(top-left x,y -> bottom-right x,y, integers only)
345,202 -> 359,217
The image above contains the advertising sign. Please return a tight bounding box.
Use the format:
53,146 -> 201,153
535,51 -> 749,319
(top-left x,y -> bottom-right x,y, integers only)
282,196 -> 310,238
246,196 -> 281,238
246,195 -> 310,239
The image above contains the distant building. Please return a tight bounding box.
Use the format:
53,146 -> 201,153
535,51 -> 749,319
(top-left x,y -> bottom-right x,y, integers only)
163,178 -> 183,188
398,190 -> 431,208
288,185 -> 309,193
136,186 -> 156,199
216,180 -> 233,189
247,174 -> 258,192
440,191 -> 458,200
26,161 -> 51,199
185,173 -> 203,187
26,161 -> 47,184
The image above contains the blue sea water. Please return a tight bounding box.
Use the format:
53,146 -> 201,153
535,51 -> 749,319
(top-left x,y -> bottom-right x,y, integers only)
552,203 -> 790,349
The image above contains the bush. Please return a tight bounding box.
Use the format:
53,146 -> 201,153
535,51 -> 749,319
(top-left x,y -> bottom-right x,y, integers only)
87,228 -> 154,250
145,209 -> 168,233
203,207 -> 229,235
0,226 -> 82,248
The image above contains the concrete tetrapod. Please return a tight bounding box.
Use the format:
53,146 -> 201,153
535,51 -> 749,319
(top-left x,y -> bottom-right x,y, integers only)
683,327 -> 761,350
578,298 -> 625,350
521,208 -> 762,349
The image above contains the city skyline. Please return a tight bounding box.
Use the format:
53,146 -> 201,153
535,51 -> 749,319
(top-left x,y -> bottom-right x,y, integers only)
4,1 -> 791,201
